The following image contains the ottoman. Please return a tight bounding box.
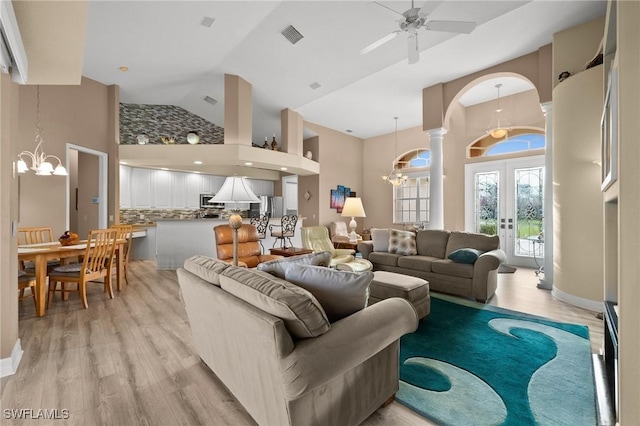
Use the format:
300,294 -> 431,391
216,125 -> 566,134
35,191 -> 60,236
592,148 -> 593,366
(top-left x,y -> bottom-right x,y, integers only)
369,271 -> 430,320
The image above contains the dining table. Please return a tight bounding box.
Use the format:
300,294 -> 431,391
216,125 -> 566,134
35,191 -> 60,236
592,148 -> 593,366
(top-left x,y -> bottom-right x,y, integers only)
18,239 -> 126,317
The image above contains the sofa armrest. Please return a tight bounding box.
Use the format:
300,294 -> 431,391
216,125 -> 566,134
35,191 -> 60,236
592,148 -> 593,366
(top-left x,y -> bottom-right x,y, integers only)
280,298 -> 418,399
472,249 -> 506,302
357,241 -> 374,259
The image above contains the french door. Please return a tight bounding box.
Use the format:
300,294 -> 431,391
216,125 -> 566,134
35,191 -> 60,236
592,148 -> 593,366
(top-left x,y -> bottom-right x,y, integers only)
464,156 -> 545,268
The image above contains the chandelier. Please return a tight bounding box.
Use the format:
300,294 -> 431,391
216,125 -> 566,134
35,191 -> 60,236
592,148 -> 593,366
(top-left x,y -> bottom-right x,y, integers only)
485,83 -> 512,139
382,117 -> 409,186
17,86 -> 68,176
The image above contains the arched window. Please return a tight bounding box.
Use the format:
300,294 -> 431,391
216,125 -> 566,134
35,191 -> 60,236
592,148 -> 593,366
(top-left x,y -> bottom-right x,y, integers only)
398,149 -> 430,169
393,149 -> 431,226
468,130 -> 545,158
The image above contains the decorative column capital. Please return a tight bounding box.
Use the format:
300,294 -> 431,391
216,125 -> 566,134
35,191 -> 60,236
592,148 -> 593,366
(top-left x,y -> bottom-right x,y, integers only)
425,127 -> 448,139
540,101 -> 553,116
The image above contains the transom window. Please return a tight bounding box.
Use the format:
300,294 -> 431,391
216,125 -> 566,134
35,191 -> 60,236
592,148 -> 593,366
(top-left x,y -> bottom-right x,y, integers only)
468,130 -> 545,158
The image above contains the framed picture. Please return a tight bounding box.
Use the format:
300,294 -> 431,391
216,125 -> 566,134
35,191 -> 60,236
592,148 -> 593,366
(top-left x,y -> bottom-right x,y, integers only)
601,67 -> 618,192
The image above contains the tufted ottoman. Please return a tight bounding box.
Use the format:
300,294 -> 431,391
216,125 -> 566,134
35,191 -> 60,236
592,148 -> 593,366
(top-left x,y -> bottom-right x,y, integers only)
368,271 -> 430,320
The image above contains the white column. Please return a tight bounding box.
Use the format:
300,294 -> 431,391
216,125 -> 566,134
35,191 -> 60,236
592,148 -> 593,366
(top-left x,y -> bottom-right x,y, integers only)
426,128 -> 446,230
539,102 -> 553,290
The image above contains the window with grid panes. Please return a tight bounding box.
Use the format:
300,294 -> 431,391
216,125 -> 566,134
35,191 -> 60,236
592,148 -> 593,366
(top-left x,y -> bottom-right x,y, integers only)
393,176 -> 429,225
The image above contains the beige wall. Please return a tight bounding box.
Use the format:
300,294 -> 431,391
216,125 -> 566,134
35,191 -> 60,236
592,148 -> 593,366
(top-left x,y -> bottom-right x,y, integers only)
552,17 -> 605,89
298,136 -> 320,226
1,74 -> 20,360
76,151 -> 100,237
552,66 -> 604,302
17,78 -> 118,237
303,122 -> 364,229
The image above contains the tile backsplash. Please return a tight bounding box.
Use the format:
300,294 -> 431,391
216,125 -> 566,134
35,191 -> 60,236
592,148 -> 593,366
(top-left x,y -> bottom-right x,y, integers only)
120,208 -> 247,224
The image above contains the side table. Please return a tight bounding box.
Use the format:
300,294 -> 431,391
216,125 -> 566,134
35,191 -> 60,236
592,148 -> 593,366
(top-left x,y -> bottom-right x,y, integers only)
269,247 -> 313,257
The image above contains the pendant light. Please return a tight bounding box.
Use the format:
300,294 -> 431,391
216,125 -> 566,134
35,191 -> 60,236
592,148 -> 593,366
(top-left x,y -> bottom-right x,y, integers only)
486,83 -> 512,140
382,117 -> 408,186
16,86 -> 68,176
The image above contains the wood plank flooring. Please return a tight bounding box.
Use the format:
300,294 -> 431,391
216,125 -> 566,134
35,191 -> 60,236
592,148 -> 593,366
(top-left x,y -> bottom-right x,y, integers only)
2,261 -> 603,426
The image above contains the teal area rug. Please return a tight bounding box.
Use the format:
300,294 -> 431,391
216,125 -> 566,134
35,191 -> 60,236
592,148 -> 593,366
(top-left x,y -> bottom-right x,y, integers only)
398,295 -> 596,426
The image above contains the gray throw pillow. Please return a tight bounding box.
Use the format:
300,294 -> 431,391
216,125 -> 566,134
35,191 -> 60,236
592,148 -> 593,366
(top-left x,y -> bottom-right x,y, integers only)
284,264 -> 373,322
388,229 -> 417,255
371,228 -> 390,252
257,251 -> 332,279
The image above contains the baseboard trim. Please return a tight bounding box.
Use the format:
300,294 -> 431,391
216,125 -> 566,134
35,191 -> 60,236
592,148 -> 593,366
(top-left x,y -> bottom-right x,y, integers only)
551,287 -> 602,312
0,339 -> 23,378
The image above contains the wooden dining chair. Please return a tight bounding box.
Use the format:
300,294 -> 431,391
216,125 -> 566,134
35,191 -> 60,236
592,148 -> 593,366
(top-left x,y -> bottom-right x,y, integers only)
47,228 -> 117,309
18,271 -> 38,310
18,226 -> 60,298
111,224 -> 134,285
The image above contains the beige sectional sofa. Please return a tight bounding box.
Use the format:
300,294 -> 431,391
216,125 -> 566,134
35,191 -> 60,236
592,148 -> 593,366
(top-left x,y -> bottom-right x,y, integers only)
177,255 -> 419,426
358,230 -> 506,303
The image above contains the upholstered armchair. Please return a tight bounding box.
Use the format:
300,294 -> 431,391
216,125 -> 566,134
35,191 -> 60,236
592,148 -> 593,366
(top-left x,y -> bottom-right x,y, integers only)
300,226 -> 373,273
214,224 -> 283,268
330,221 -> 362,245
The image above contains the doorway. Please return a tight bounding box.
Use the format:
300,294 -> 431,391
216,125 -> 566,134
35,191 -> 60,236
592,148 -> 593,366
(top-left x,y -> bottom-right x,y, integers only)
465,155 -> 545,268
65,144 -> 108,233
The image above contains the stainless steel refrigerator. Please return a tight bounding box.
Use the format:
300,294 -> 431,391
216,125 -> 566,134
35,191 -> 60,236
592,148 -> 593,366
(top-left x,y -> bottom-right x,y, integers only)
260,196 -> 284,218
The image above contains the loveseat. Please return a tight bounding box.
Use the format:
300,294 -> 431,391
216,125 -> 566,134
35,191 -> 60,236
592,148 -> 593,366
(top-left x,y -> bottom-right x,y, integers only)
177,255 -> 418,426
358,229 -> 506,302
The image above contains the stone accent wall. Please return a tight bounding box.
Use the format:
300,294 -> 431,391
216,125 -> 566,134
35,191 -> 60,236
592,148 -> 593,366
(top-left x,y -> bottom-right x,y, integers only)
120,208 -> 248,224
119,103 -> 225,145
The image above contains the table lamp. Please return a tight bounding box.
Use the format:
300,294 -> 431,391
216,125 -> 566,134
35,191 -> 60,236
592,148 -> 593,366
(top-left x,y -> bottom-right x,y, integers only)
210,176 -> 260,266
341,197 -> 366,243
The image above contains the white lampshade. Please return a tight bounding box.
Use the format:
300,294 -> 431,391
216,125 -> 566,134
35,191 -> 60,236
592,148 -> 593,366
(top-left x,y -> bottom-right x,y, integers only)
210,176 -> 260,205
36,161 -> 54,175
341,197 -> 366,218
53,164 -> 68,176
17,159 -> 28,173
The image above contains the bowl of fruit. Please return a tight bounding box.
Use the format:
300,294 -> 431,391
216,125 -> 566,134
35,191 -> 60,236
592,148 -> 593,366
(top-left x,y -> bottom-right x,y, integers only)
59,231 -> 80,246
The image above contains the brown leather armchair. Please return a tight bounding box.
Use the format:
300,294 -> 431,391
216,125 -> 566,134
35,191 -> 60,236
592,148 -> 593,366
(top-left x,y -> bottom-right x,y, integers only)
214,224 -> 283,268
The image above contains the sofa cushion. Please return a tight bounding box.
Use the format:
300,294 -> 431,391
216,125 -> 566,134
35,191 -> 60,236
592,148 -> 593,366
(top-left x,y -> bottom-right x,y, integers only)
431,259 -> 474,279
415,230 -> 450,259
371,228 -> 390,252
285,265 -> 373,322
397,255 -> 438,272
388,230 -> 417,255
445,231 -> 500,257
256,251 -> 333,279
368,252 -> 402,267
448,248 -> 484,264
184,255 -> 231,286
220,266 -> 330,339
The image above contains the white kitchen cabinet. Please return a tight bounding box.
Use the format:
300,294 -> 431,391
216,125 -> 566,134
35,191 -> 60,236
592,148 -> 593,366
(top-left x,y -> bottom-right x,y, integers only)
120,165 -> 132,208
262,180 -> 275,196
172,172 -> 188,208
185,173 -> 202,208
131,168 -> 153,208
210,176 -> 226,194
153,170 -> 173,208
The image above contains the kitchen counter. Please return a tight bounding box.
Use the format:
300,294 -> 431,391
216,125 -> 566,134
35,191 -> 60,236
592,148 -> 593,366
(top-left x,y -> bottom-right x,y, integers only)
155,217 -> 304,270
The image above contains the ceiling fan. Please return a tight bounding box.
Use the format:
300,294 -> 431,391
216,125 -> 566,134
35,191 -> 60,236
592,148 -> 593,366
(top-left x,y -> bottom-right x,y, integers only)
361,0 -> 476,64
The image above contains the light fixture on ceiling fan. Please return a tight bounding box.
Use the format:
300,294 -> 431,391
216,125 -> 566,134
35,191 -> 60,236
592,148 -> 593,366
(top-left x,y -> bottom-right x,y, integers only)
382,117 -> 409,186
360,0 -> 476,64
486,83 -> 512,139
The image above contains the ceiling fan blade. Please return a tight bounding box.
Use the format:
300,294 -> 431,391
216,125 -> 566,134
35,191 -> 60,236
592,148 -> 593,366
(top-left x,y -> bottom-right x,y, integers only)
426,20 -> 476,34
360,31 -> 401,54
418,1 -> 443,17
407,34 -> 419,64
371,1 -> 404,17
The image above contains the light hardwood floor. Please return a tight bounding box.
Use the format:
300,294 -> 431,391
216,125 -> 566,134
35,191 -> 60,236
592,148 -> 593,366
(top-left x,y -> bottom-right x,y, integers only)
2,261 -> 603,426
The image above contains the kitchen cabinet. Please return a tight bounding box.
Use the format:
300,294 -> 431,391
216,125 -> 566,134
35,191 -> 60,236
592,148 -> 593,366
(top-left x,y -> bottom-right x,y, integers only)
120,165 -> 132,208
172,172 -> 188,208
210,176 -> 225,194
152,170 -> 173,208
185,173 -> 202,208
131,168 -> 153,208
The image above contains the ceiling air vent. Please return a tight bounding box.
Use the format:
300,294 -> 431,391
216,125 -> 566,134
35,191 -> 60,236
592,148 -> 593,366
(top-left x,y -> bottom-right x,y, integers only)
200,17 -> 215,28
309,82 -> 321,90
203,96 -> 218,105
281,25 -> 304,45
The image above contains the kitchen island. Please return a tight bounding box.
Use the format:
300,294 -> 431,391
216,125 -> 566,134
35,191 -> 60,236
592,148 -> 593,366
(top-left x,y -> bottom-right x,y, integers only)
155,217 -> 304,269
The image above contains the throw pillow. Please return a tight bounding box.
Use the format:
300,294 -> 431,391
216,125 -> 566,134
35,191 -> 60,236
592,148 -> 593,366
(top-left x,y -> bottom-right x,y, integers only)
388,229 -> 417,255
220,266 -> 330,339
184,255 -> 231,286
448,248 -> 484,264
256,251 -> 332,279
371,228 -> 390,252
284,264 -> 373,322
